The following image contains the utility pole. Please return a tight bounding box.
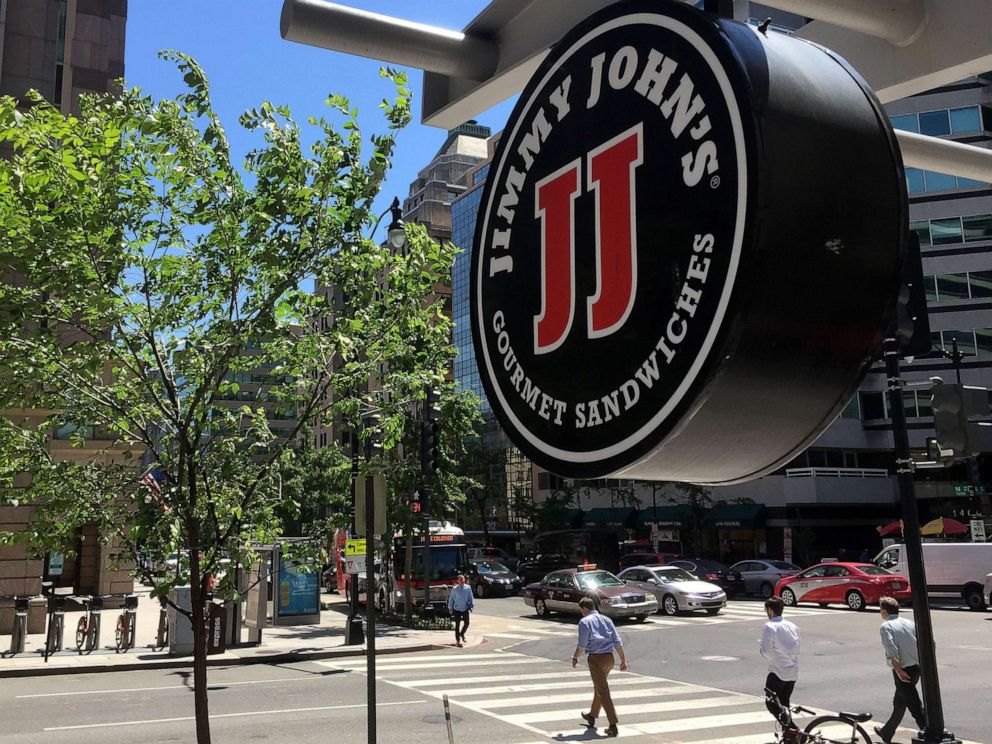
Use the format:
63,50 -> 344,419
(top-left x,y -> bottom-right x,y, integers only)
884,336 -> 960,744
363,418 -> 380,744
421,388 -> 440,616
345,428 -> 363,645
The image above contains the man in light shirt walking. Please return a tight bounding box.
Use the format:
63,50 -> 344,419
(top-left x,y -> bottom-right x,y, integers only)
874,596 -> 926,743
760,596 -> 801,733
572,597 -> 628,737
447,574 -> 474,647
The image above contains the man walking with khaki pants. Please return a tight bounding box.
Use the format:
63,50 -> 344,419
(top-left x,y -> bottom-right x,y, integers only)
572,597 -> 628,737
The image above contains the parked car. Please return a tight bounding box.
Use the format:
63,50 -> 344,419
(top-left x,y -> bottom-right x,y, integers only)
523,566 -> 657,621
344,562 -> 384,608
463,560 -> 523,597
874,543 -> 992,610
517,529 -> 621,582
467,546 -> 520,571
730,559 -> 801,598
984,571 -> 992,608
617,565 -> 726,615
668,558 -> 744,597
775,562 -> 911,611
618,551 -> 682,569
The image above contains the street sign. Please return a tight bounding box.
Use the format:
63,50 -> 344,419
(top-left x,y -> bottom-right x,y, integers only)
470,0 -> 904,483
47,552 -> 64,576
971,519 -> 987,543
355,474 -> 387,536
345,538 -> 367,555
344,554 -> 367,574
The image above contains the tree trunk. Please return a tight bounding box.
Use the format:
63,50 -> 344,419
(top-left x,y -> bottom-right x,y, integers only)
190,549 -> 211,744
404,535 -> 413,621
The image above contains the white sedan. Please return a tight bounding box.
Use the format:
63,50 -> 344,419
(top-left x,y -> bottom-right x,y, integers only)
618,565 -> 727,616
985,571 -> 992,607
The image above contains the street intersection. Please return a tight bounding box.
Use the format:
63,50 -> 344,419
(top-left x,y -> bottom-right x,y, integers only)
0,597 -> 988,744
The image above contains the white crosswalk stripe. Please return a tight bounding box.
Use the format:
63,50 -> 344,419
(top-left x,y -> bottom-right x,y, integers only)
318,650 -> 962,744
317,651 -> 812,743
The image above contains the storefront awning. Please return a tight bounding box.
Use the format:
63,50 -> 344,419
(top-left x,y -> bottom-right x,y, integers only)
637,505 -> 693,529
703,503 -> 766,529
583,507 -> 637,529
564,508 -> 584,528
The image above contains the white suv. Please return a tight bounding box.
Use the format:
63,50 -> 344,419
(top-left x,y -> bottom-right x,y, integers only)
985,571 -> 992,608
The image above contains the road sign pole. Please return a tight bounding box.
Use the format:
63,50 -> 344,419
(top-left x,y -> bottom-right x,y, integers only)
346,432 -> 363,645
884,337 -> 960,744
365,463 -> 377,744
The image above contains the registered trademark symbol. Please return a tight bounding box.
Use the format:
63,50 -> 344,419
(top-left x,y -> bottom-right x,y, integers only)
710,175 -> 721,189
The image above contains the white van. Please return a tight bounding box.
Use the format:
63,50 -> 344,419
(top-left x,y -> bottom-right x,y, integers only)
874,543 -> 992,610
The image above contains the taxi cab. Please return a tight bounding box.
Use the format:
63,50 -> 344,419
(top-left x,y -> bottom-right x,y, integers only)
523,565 -> 658,622
774,561 -> 911,611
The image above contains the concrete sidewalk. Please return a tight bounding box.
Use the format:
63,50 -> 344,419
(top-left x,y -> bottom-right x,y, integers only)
0,584 -> 478,677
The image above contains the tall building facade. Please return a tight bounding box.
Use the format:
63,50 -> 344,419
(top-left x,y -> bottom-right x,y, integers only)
450,9 -> 992,563
0,0 -> 129,633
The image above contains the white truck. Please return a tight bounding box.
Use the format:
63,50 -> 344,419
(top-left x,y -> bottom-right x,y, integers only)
874,543 -> 992,610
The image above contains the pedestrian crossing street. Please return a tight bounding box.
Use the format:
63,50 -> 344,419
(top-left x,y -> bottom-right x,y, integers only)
319,650 -> 962,744
318,651 -> 840,744
484,601 -> 844,643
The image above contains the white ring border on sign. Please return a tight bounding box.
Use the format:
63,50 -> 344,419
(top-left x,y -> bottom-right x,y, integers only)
475,11 -> 748,465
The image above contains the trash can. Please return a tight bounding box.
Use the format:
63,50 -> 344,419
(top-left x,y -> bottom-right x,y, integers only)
206,602 -> 226,655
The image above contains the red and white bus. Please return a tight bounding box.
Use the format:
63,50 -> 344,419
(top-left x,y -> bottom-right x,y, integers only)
392,521 -> 467,613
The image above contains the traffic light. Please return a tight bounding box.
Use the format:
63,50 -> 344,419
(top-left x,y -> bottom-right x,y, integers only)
410,491 -> 422,515
930,381 -> 982,459
421,419 -> 439,478
425,388 -> 441,421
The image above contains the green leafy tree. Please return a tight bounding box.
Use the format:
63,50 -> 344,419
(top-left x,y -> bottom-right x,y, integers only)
380,386 -> 481,618
0,53 -> 454,744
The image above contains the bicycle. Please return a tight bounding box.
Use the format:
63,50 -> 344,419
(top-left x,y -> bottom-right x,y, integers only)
2,598 -> 29,657
766,691 -> 875,744
114,595 -> 138,653
45,596 -> 66,656
152,599 -> 169,651
75,595 -> 104,654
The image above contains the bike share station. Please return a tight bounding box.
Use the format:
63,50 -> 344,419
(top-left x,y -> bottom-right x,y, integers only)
281,0 -> 992,742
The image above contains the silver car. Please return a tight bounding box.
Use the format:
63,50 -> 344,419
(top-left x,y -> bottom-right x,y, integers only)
730,559 -> 801,598
618,565 -> 727,616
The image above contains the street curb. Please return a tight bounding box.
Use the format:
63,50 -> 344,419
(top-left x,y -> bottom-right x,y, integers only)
0,643 -> 444,678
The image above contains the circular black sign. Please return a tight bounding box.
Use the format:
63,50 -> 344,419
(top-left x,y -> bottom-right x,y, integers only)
471,0 -> 904,482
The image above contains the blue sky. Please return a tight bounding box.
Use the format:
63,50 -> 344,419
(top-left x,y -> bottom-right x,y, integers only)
124,1 -> 516,242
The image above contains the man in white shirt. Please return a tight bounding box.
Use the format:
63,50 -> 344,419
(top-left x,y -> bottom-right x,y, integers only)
760,596 -> 801,730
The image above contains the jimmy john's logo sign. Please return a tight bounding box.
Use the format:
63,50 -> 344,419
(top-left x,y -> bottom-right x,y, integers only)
471,0 -> 905,482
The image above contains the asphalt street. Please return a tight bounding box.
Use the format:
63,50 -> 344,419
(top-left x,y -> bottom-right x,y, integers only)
0,597 -> 987,744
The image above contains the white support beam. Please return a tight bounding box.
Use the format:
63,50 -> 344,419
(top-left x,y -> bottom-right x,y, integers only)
279,0 -> 498,81
278,0 -> 992,183
896,131 -> 992,184
759,0 -> 926,46
794,0 -> 992,103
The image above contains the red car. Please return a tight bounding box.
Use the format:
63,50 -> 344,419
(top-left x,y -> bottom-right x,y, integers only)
775,562 -> 911,611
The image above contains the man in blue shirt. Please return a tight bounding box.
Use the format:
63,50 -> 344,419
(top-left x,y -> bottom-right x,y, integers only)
447,574 -> 474,647
572,597 -> 628,737
875,596 -> 926,743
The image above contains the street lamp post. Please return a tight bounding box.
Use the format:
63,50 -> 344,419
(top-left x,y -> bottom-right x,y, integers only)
884,336 -> 961,744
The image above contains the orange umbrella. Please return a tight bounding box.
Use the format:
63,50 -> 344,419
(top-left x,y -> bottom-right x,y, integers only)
877,520 -> 903,537
920,517 -> 968,537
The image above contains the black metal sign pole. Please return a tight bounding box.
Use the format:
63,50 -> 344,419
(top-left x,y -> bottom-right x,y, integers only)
364,437 -> 377,744
884,337 -> 958,744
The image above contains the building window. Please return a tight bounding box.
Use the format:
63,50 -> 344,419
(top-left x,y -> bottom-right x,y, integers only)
910,220 -> 931,247
963,214 -> 992,242
969,271 -> 992,298
950,106 -> 982,133
859,391 -> 886,420
930,217 -> 963,245
935,273 -> 970,301
977,329 -> 992,356
841,396 -> 860,419
54,0 -> 68,106
889,113 -> 919,133
942,329 -> 977,356
919,110 -> 951,137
